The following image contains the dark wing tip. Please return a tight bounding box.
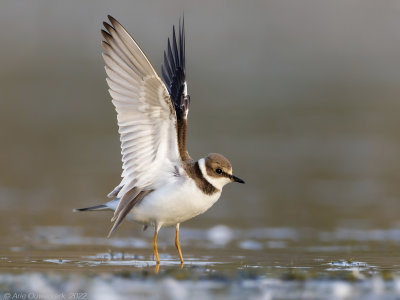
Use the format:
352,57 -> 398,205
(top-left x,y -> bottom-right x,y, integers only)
161,16 -> 188,118
107,15 -> 117,24
103,21 -> 113,32
101,40 -> 111,51
101,29 -> 112,39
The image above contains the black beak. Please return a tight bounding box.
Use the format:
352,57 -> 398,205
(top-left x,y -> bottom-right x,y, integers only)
232,175 -> 245,184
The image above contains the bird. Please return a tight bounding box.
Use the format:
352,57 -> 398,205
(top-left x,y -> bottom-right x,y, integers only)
74,15 -> 245,266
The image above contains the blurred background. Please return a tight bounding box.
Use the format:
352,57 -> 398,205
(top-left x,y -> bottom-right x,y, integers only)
1,0 -> 400,241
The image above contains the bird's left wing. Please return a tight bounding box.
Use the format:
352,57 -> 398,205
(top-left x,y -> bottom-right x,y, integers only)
102,16 -> 181,235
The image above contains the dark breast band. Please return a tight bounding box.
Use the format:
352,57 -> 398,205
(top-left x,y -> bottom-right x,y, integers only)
184,161 -> 219,195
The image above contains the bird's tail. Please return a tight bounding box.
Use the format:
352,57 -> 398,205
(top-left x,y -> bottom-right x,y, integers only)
73,204 -> 109,212
73,198 -> 119,213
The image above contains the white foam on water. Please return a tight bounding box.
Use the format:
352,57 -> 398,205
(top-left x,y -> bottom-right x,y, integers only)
207,225 -> 234,246
238,240 -> 263,250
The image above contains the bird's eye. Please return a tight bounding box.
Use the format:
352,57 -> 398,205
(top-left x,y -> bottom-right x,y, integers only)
216,168 -> 222,174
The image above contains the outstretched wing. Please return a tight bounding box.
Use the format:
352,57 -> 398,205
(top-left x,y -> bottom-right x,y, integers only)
161,17 -> 191,161
102,16 -> 181,234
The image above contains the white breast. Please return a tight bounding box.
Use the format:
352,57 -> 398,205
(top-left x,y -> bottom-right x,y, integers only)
128,177 -> 221,227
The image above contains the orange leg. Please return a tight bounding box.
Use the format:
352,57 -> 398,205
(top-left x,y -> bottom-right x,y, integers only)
154,263 -> 160,274
152,227 -> 160,264
175,223 -> 184,265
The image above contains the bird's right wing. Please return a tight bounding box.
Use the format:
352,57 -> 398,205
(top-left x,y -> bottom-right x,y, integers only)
161,17 -> 191,161
102,16 -> 181,235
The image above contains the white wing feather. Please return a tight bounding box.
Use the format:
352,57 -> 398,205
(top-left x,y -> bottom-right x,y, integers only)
102,18 -> 181,201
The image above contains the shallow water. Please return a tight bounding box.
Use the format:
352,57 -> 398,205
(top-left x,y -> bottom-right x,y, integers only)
3,1 -> 400,299
2,222 -> 400,298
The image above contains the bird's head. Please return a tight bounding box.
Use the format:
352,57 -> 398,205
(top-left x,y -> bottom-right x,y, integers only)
199,153 -> 245,190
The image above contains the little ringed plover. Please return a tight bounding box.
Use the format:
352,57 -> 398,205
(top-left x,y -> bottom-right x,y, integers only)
75,15 -> 245,265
